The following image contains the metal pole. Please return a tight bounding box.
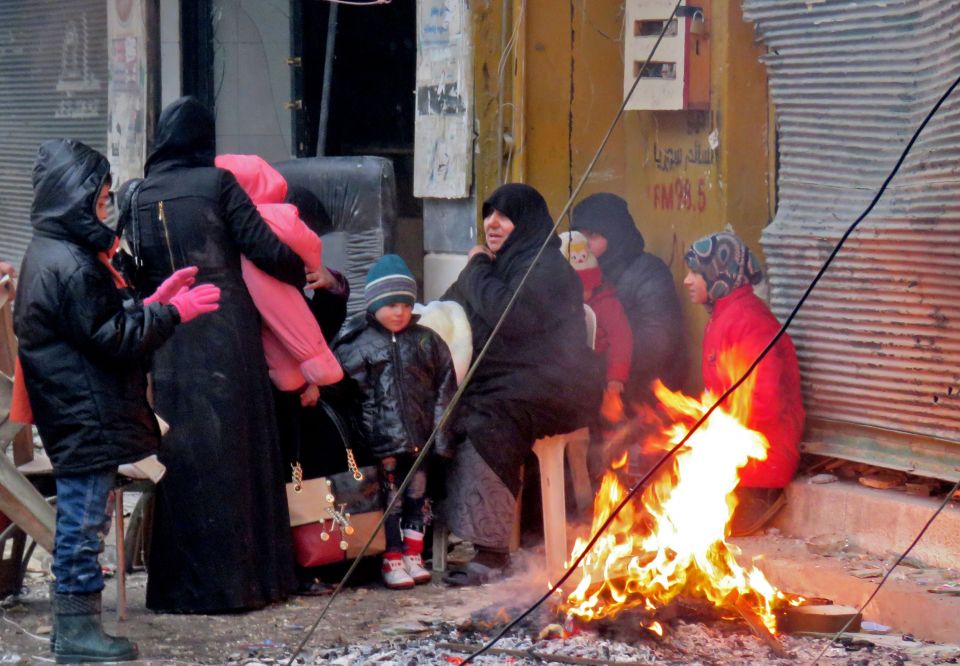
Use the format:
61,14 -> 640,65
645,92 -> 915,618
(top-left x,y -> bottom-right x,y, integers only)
317,3 -> 339,156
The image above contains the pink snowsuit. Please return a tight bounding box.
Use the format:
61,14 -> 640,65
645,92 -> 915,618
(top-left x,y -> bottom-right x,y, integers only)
215,154 -> 343,391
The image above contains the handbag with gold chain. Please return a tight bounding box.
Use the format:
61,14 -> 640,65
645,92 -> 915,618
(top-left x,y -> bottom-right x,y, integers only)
285,400 -> 385,567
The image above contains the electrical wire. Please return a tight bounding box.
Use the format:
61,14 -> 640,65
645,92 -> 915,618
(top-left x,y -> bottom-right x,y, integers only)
808,474 -> 960,665
497,0 -> 526,185
462,65 -> 960,666
283,5 -> 681,663
320,0 -> 390,5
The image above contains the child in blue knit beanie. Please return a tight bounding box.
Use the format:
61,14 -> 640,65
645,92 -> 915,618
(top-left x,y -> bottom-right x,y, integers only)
333,254 -> 457,589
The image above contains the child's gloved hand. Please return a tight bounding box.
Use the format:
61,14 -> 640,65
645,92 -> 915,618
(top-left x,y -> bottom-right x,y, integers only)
144,266 -> 199,305
170,284 -> 221,323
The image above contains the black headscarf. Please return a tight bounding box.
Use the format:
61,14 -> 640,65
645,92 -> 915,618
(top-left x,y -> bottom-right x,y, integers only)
482,183 -> 559,272
570,192 -> 646,284
144,96 -> 216,175
31,139 -> 115,252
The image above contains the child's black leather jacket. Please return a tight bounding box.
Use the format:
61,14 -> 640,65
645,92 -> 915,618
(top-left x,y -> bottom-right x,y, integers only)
333,312 -> 457,459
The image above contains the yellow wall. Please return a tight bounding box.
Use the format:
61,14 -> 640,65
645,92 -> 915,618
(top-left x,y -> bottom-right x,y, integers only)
474,0 -> 772,392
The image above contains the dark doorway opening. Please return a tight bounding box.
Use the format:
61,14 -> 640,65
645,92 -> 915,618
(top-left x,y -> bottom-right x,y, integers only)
294,1 -> 422,288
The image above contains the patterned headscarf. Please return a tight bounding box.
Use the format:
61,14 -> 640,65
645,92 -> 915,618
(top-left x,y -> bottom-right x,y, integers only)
684,231 -> 763,304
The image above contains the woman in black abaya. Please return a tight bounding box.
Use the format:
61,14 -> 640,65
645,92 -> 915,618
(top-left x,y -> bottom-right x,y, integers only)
132,97 -> 305,613
441,183 -> 602,584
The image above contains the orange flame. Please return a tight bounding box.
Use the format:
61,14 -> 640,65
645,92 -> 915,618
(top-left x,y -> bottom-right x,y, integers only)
563,350 -> 786,634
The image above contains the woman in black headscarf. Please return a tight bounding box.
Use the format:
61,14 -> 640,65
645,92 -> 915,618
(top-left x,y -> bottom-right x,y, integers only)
130,97 -> 304,613
571,193 -> 687,404
441,183 -> 602,584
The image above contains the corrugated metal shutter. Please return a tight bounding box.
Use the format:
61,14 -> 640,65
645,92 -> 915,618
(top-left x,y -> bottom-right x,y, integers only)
0,0 -> 109,268
742,0 -> 960,479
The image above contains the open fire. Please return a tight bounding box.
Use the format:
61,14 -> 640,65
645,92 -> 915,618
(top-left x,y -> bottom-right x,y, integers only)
563,350 -> 792,635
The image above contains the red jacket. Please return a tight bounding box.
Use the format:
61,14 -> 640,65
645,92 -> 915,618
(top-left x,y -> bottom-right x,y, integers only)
586,285 -> 633,384
702,286 -> 804,488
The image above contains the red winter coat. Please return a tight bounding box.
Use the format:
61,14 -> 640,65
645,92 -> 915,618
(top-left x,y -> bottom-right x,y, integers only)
586,285 -> 633,384
215,154 -> 342,391
701,285 -> 804,488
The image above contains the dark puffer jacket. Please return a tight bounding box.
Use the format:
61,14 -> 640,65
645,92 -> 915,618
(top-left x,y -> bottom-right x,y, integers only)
334,313 -> 457,459
14,140 -> 180,476
572,193 -> 687,401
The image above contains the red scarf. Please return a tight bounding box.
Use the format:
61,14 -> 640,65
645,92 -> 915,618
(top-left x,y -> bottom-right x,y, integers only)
97,237 -> 128,289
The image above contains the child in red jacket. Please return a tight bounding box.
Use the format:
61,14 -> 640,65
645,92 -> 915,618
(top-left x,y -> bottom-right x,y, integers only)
683,231 -> 805,535
561,230 -> 633,421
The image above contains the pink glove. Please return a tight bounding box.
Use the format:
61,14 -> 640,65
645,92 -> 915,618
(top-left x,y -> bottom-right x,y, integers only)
144,266 -> 199,305
170,284 -> 221,323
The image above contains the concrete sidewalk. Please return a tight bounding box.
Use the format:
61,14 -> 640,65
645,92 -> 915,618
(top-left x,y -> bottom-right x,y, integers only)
735,535 -> 960,644
731,475 -> 960,644
774,476 -> 960,569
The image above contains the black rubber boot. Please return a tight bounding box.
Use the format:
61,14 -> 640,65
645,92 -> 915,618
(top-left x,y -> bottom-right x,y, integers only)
54,592 -> 138,664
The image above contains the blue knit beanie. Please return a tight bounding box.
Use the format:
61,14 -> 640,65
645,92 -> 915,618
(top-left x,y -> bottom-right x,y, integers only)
365,254 -> 417,313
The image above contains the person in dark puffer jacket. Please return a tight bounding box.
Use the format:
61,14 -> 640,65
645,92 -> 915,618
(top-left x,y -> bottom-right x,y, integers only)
14,139 -> 219,664
571,193 -> 687,403
333,254 -> 457,590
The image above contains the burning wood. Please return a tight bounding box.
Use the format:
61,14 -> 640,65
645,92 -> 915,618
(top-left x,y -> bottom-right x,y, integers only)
733,594 -> 790,658
562,365 -> 794,641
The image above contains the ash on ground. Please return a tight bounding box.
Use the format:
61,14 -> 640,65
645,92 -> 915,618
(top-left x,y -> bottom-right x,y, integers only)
3,541 -> 959,665
299,616 -> 960,666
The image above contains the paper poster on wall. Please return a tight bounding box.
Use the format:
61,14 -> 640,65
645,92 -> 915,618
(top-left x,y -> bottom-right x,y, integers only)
107,0 -> 147,185
414,0 -> 473,199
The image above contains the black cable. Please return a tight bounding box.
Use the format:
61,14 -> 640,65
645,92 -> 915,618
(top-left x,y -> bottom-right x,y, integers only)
462,61 -> 960,666
808,474 -> 960,665
282,5 -> 683,662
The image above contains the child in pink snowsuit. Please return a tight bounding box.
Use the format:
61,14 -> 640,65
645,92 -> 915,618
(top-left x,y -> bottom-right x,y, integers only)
215,154 -> 342,396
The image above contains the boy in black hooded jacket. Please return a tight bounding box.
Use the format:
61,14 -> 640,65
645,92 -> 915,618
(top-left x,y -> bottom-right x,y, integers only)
334,254 -> 456,589
14,139 -> 219,663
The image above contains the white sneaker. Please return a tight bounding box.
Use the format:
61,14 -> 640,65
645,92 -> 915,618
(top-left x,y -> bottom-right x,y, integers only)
382,557 -> 415,589
402,553 -> 432,584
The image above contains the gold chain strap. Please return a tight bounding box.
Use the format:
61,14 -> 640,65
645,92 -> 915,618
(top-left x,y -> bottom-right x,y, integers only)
157,201 -> 177,273
291,462 -> 304,493
345,449 -> 363,481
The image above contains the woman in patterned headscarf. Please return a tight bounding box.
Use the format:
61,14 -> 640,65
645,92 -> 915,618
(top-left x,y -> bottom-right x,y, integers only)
683,231 -> 804,536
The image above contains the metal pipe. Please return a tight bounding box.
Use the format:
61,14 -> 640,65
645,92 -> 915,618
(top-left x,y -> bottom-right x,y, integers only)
317,3 -> 339,156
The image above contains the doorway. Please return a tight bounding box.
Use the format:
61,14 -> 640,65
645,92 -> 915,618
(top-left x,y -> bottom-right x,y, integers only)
293,0 -> 423,291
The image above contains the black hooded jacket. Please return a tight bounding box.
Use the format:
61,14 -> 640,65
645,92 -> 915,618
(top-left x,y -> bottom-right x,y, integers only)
572,193 -> 687,400
333,313 -> 457,459
14,140 -> 180,476
443,183 -> 602,493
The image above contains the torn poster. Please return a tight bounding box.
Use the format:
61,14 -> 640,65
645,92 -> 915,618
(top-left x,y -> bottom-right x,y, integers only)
414,0 -> 473,198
